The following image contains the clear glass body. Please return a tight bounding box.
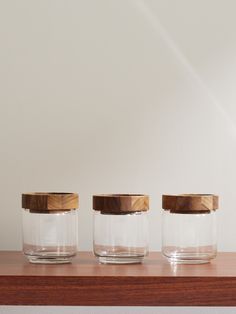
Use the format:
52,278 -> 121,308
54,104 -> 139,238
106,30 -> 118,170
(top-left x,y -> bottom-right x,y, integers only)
22,209 -> 78,264
162,210 -> 217,264
93,211 -> 149,264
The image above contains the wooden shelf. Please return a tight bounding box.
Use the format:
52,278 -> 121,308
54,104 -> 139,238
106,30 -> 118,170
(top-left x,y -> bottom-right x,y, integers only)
0,251 -> 236,306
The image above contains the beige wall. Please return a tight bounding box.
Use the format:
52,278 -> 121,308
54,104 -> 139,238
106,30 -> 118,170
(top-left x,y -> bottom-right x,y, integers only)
0,0 -> 235,255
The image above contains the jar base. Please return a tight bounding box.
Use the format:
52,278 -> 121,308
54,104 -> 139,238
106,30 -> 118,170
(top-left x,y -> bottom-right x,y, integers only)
98,256 -> 144,264
167,257 -> 210,264
27,256 -> 73,264
163,252 -> 216,264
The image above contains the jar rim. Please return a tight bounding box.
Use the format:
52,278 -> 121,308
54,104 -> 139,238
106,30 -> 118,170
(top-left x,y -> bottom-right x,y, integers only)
93,194 -> 149,214
22,192 -> 79,211
162,194 -> 219,213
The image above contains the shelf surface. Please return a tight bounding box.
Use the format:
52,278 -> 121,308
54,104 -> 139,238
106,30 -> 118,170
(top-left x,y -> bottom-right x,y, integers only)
0,251 -> 236,306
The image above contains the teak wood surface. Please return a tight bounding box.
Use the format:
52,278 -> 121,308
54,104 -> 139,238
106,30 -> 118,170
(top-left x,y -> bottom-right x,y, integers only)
0,251 -> 236,306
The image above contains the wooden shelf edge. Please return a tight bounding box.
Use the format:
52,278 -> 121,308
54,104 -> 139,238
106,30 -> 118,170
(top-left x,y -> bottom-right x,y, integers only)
0,276 -> 236,306
0,251 -> 236,306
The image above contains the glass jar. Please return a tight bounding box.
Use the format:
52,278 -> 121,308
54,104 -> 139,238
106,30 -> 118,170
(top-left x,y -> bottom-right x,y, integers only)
162,194 -> 219,264
93,194 -> 149,264
22,192 -> 79,264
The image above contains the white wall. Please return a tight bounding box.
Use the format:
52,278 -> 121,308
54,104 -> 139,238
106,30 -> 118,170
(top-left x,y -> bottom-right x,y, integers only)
1,307 -> 236,314
1,0 -> 235,252
1,0 -> 235,313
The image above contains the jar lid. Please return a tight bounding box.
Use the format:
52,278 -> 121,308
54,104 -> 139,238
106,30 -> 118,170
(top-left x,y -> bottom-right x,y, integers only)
22,192 -> 79,212
162,194 -> 219,214
93,194 -> 149,214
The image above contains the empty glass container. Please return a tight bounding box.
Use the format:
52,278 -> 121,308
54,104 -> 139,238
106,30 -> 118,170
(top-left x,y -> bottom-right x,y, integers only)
22,192 -> 79,264
93,194 -> 149,264
162,194 -> 219,264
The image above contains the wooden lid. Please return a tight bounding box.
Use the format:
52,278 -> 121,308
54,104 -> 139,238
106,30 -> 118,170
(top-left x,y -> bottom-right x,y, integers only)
93,194 -> 149,214
162,194 -> 219,214
22,193 -> 79,212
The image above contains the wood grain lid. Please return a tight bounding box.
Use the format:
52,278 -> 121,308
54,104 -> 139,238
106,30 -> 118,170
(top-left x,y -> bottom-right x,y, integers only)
22,193 -> 79,212
93,194 -> 149,214
162,194 -> 219,214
